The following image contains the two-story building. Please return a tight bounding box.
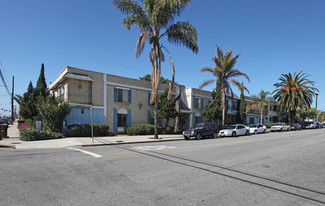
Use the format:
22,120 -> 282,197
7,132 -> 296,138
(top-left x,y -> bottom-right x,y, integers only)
50,66 -> 278,131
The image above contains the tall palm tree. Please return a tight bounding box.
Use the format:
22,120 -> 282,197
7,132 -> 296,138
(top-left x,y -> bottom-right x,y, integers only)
113,0 -> 198,138
199,46 -> 250,128
247,90 -> 272,124
272,71 -> 318,123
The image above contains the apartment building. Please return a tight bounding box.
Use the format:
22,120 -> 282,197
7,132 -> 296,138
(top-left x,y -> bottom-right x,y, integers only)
50,66 -> 278,132
50,66 -> 188,132
245,97 -> 278,124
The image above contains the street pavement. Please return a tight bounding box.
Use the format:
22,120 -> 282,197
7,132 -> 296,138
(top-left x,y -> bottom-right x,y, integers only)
0,128 -> 324,205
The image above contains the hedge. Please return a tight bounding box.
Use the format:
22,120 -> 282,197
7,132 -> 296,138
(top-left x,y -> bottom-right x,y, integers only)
19,127 -> 64,141
66,124 -> 110,137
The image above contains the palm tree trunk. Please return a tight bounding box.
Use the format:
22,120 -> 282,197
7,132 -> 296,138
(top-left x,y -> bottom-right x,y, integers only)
221,88 -> 226,129
153,42 -> 159,139
154,94 -> 159,138
174,85 -> 181,132
260,110 -> 263,124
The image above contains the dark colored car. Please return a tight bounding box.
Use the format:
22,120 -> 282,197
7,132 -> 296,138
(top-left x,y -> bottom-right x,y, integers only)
183,123 -> 219,140
0,119 -> 9,125
290,123 -> 302,130
321,123 -> 325,128
316,122 -> 321,129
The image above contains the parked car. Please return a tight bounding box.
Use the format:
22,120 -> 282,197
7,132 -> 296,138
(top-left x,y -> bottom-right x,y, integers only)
315,122 -> 321,129
183,123 -> 219,140
302,121 -> 316,129
290,123 -> 302,130
271,122 -> 290,132
321,123 -> 325,128
0,119 -> 9,125
249,124 -> 267,134
218,124 -> 249,137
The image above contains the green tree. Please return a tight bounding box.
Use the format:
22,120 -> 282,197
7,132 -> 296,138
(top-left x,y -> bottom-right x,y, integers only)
247,90 -> 272,124
139,74 -> 174,85
199,46 -> 250,128
113,0 -> 198,138
318,111 -> 325,122
239,91 -> 246,124
37,95 -> 70,132
15,81 -> 38,119
202,80 -> 222,124
155,90 -> 179,128
296,107 -> 320,122
272,71 -> 318,123
36,63 -> 47,97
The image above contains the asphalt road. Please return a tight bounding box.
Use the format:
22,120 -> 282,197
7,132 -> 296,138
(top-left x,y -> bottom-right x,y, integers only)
1,129 -> 325,206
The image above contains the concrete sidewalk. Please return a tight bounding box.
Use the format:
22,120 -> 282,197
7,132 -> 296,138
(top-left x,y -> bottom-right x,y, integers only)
0,122 -> 183,149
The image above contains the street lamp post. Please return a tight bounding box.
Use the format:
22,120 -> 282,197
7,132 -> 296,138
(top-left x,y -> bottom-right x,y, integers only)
315,93 -> 318,110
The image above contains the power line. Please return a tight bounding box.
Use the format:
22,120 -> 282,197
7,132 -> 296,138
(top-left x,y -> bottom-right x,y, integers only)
0,65 -> 12,97
0,61 -> 11,91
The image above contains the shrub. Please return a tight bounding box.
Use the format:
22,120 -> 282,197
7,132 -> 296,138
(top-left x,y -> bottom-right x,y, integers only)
164,126 -> 175,134
126,124 -> 164,135
19,127 -> 64,141
126,124 -> 155,135
265,123 -> 274,128
66,124 -> 110,137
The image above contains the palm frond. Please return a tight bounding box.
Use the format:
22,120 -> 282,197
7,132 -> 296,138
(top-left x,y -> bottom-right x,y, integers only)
199,79 -> 215,89
165,21 -> 198,54
135,32 -> 150,58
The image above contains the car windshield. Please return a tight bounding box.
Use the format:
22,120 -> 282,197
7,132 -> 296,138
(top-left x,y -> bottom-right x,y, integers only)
193,124 -> 204,129
227,125 -> 237,129
249,125 -> 257,128
274,123 -> 283,126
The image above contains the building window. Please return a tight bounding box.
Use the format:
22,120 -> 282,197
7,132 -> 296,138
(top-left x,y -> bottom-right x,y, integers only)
114,88 -> 131,103
118,89 -> 128,103
118,114 -> 128,127
195,116 -> 202,124
233,101 -> 238,111
58,84 -> 64,98
194,98 -> 203,109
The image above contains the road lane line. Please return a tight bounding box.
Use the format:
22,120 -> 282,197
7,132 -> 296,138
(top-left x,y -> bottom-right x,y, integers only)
67,147 -> 102,158
101,147 -> 197,158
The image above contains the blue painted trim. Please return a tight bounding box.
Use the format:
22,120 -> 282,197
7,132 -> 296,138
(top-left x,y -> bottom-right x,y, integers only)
128,109 -> 131,127
147,111 -> 151,124
114,88 -> 118,102
113,108 -> 117,132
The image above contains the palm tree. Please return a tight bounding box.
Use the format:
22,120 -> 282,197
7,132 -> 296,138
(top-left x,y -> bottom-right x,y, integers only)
113,0 -> 198,138
199,46 -> 250,128
272,71 -> 318,123
247,90 -> 272,124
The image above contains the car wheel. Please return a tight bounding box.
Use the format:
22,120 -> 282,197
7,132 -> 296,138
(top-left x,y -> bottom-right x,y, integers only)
263,129 -> 266,133
184,136 -> 190,140
212,132 -> 218,139
254,130 -> 257,134
232,132 -> 236,137
280,128 -> 282,132
287,128 -> 289,131
245,130 -> 249,136
195,133 -> 202,140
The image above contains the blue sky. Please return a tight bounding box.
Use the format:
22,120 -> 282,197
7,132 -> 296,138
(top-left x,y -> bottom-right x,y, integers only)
0,0 -> 324,117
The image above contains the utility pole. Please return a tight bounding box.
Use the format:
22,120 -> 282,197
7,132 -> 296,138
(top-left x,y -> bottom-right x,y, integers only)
11,76 -> 14,123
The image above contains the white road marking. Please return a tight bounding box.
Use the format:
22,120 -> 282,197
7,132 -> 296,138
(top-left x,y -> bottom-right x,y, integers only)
133,145 -> 176,151
67,147 -> 102,158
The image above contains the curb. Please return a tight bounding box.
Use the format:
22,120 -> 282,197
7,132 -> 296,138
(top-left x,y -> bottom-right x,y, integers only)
82,138 -> 183,147
0,144 -> 16,149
